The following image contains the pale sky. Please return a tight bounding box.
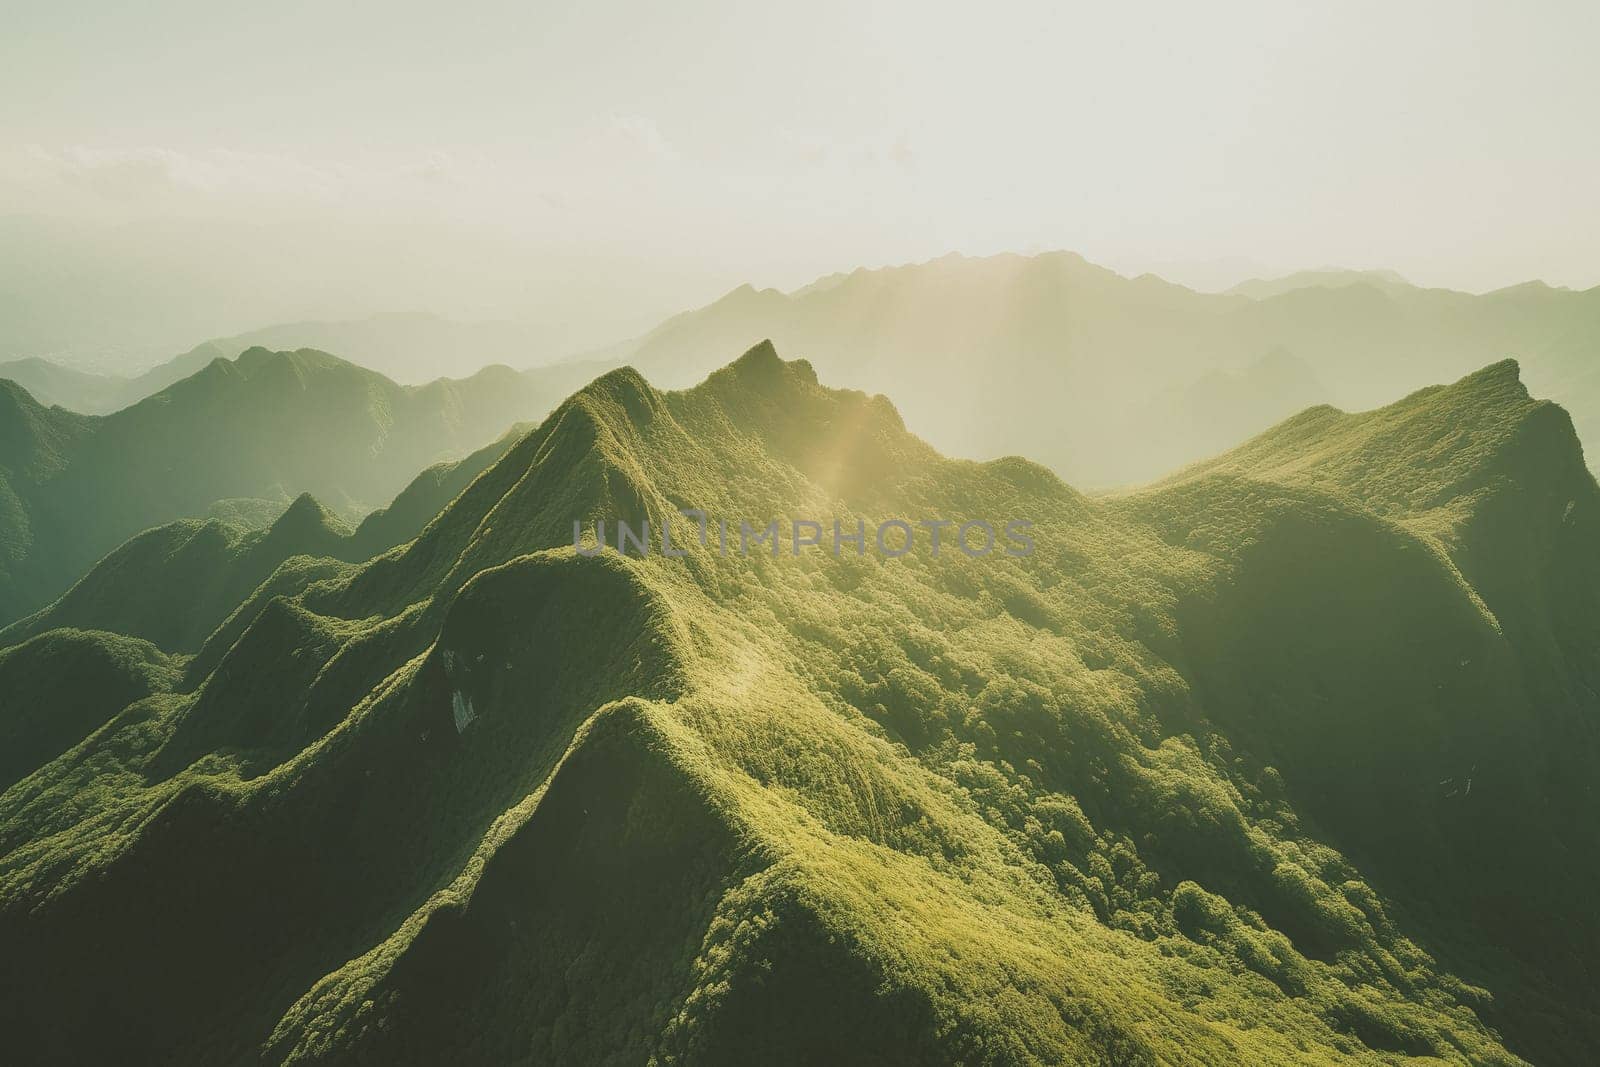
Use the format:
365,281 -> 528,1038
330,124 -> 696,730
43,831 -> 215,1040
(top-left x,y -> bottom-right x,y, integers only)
3,0 -> 1597,356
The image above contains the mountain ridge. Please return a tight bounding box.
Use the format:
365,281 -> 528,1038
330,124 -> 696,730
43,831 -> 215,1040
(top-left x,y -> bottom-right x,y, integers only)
572,250 -> 1600,486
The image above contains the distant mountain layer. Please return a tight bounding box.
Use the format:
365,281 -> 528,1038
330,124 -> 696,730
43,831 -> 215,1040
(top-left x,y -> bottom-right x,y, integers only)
597,251 -> 1600,484
0,348 -> 572,626
0,341 -> 229,415
1,344 -> 1595,1063
19,255 -> 1600,489
217,313 -> 546,384
1,313 -> 600,415
1226,267 -> 1415,300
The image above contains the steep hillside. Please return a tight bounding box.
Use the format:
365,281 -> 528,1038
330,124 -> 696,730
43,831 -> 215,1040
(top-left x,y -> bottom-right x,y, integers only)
595,250 -> 1600,485
0,348 -> 567,626
345,422 -> 529,560
2,344 -> 1596,1064
1125,359 -> 1600,1057
0,495 -> 353,654
0,382 -> 96,615
0,628 -> 180,792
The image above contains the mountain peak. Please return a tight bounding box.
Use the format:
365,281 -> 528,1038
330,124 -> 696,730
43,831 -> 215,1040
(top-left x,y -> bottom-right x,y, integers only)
263,492 -> 350,544
1158,358 -> 1582,529
231,346 -> 355,377
1456,356 -> 1527,397
234,345 -> 276,366
705,340 -> 819,397
732,337 -> 780,369
580,365 -> 663,427
278,490 -> 331,522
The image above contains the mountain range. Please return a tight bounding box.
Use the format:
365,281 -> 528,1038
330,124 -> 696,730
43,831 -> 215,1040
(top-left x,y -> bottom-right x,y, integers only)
0,346 -> 597,627
0,313 -> 572,414
1,342 -> 1595,1063
583,251 -> 1600,484
13,252 -> 1600,496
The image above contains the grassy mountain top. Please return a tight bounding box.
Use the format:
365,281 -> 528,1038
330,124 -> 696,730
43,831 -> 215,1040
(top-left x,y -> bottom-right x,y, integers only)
1156,358 -> 1583,521
2,345 -> 1597,1063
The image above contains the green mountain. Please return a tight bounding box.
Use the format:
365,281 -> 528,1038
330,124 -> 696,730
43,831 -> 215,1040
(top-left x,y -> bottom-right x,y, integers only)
0,316 -> 616,417
0,380 -> 96,617
0,349 -> 564,626
0,495 -> 354,655
343,421 -> 531,560
0,341 -> 230,415
0,628 -> 180,794
0,426 -> 529,655
1,344 -> 1594,1064
3,315 -> 558,415
592,251 -> 1600,485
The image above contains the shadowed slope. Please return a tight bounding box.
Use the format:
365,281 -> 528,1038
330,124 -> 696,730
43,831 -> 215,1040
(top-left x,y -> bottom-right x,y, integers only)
0,495 -> 352,653
1,423 -> 539,656
0,628 -> 179,792
1122,360 -> 1600,1059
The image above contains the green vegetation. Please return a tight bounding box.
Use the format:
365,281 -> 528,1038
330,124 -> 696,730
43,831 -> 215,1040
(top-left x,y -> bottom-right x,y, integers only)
0,348 -> 569,627
0,425 -> 530,654
0,344 -> 1595,1063
0,496 -> 353,654
0,627 -> 179,792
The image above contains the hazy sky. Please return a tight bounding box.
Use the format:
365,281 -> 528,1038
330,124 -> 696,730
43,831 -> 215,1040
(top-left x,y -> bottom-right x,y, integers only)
3,0 -> 1597,354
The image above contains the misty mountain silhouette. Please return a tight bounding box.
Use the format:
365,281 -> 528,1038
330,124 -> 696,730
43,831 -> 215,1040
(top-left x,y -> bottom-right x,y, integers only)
591,251 -> 1600,485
